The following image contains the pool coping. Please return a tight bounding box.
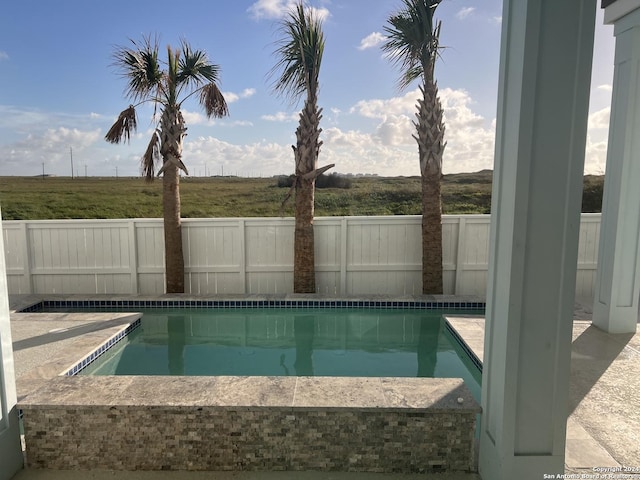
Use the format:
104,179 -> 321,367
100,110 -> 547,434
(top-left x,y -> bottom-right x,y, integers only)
19,375 -> 480,413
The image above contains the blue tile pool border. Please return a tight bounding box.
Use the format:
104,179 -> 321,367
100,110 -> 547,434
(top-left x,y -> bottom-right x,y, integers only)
445,321 -> 483,373
20,299 -> 486,312
62,318 -> 141,376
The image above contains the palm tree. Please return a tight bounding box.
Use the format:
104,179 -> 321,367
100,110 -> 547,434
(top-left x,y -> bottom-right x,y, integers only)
270,3 -> 333,293
382,0 -> 446,294
105,36 -> 229,293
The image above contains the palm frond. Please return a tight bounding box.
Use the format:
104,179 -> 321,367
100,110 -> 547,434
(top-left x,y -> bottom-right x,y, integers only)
112,36 -> 163,102
200,83 -> 229,118
269,2 -> 325,105
107,35 -> 230,181
177,40 -> 220,88
105,105 -> 137,144
140,130 -> 161,181
382,0 -> 443,89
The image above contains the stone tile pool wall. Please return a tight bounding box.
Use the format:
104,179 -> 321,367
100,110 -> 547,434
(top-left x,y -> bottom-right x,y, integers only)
20,376 -> 480,473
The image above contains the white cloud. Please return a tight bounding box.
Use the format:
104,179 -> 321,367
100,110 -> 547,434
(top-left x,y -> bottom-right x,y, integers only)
186,127 -> 419,178
456,7 -> 475,20
241,88 -> 257,98
584,135 -> 608,174
0,51 -> 8,61
223,88 -> 257,104
321,127 -> 409,174
248,0 -> 329,21
0,127 -> 101,175
349,87 -> 496,173
261,111 -> 299,122
51,127 -> 101,146
180,110 -> 254,127
350,89 -> 418,119
184,136 -> 293,176
0,105 -> 50,129
248,0 -> 282,19
346,88 -> 611,175
358,32 -> 386,51
0,87 -> 612,178
323,128 -> 370,149
307,4 -> 331,21
182,110 -> 208,125
0,106 -> 106,133
375,115 -> 413,146
597,84 -> 613,92
224,92 -> 240,103
588,107 -> 610,130
219,120 -> 254,127
492,16 -> 502,24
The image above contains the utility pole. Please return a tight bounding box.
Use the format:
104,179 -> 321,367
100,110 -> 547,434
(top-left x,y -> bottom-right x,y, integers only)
70,147 -> 74,179
115,166 -> 118,178
42,162 -> 45,179
84,164 -> 87,177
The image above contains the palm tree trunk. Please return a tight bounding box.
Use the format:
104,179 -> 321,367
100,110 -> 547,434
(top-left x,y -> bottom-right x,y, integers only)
160,107 -> 186,293
421,170 -> 443,294
415,81 -> 445,294
162,164 -> 184,293
293,95 -> 322,294
294,176 -> 316,293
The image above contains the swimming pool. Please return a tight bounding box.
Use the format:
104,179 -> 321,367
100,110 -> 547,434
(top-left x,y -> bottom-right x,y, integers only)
78,308 -> 481,398
26,299 -> 483,401
19,297 -> 484,473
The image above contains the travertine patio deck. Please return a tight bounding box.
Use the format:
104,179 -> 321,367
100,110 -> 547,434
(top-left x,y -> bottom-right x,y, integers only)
447,299 -> 640,476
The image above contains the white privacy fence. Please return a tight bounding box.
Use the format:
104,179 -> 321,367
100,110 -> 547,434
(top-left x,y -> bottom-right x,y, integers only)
1,214 -> 601,298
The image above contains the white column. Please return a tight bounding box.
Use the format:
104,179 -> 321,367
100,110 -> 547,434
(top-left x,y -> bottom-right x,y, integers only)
0,212 -> 23,479
593,3 -> 640,334
479,1 -> 596,479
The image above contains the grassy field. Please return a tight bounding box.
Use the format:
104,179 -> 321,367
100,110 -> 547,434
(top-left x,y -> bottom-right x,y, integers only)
0,172 -> 603,220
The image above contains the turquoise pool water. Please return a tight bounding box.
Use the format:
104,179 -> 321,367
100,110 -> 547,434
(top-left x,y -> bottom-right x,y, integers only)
75,308 -> 482,401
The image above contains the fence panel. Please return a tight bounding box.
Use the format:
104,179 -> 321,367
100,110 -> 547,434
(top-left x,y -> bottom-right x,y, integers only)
345,217 -> 422,295
1,214 -> 602,298
184,220 -> 244,295
134,220 -> 164,294
23,221 -> 134,294
453,216 -> 491,295
2,223 -> 29,294
245,219 -> 294,294
575,214 -> 600,299
314,219 -> 341,295
442,218 -> 460,294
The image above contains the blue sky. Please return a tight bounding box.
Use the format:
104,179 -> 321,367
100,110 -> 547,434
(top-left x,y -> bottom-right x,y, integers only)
0,0 -> 615,177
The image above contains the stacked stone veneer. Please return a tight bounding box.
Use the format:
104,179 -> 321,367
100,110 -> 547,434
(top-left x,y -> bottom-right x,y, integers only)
20,376 -> 480,473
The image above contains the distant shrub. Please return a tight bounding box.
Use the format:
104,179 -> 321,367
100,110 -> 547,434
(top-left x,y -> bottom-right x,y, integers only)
317,173 -> 352,189
276,172 -> 352,189
276,175 -> 294,188
581,177 -> 603,213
